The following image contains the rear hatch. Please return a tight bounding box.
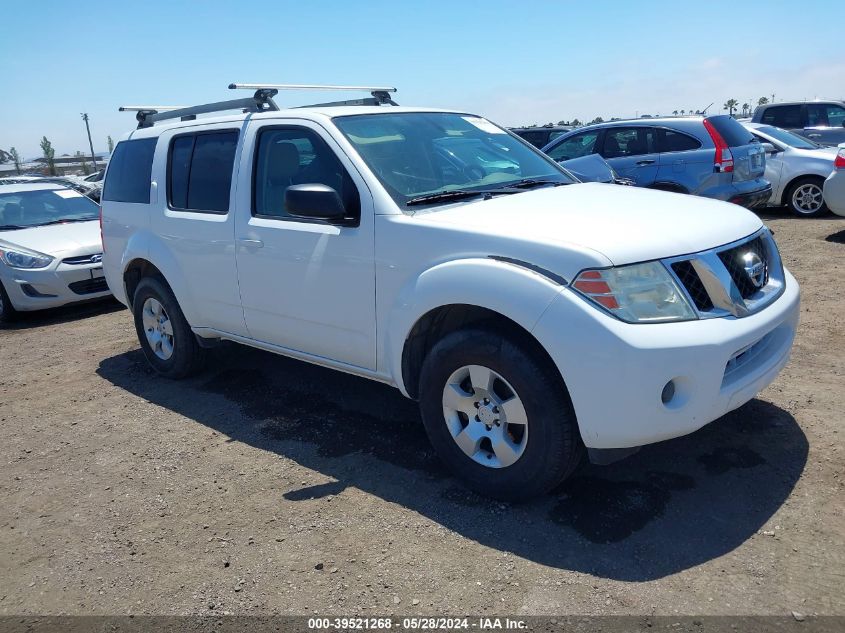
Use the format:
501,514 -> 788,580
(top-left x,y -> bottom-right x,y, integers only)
704,115 -> 766,182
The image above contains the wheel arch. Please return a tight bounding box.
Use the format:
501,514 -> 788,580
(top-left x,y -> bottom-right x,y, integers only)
648,181 -> 689,194
781,173 -> 825,206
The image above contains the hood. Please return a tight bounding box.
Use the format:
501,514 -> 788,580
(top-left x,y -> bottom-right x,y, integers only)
413,183 -> 764,266
0,220 -> 101,257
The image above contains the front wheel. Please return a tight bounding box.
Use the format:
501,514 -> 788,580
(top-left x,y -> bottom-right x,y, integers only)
418,328 -> 582,500
0,281 -> 19,324
786,177 -> 828,217
132,276 -> 206,378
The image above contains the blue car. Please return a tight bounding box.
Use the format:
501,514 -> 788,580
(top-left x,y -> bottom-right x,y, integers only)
541,115 -> 772,208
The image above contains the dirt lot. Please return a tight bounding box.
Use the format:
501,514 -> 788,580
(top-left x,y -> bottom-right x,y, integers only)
1,212 -> 843,617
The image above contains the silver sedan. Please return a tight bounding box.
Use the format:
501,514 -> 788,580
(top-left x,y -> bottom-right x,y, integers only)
0,182 -> 111,322
743,122 -> 838,217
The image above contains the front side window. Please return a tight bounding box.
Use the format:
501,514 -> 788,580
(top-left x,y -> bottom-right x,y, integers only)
253,127 -> 360,222
546,131 -> 600,162
599,127 -> 657,158
334,112 -> 574,207
807,104 -> 845,128
102,138 -> 157,204
0,188 -> 99,229
167,130 -> 238,213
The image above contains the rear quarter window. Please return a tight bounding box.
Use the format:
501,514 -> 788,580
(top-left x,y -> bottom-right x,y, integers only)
658,129 -> 702,152
705,116 -> 756,147
102,138 -> 157,204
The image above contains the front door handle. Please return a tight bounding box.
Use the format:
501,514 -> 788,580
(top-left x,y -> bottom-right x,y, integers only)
238,238 -> 264,248
636,159 -> 655,166
806,133 -> 822,139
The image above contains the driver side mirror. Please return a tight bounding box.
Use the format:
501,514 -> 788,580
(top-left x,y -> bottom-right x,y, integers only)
761,142 -> 779,154
285,184 -> 347,223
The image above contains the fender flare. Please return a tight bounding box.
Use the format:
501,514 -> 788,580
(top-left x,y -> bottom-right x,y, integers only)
385,257 -> 566,396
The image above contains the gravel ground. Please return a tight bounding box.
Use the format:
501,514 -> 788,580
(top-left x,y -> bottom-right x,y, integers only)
1,212 -> 843,617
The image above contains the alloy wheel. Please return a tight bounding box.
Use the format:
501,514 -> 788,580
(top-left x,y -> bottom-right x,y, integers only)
792,183 -> 824,214
441,364 -> 529,468
142,297 -> 175,360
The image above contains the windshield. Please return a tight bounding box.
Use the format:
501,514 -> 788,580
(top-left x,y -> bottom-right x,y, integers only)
0,188 -> 99,230
755,125 -> 820,150
333,112 -> 576,207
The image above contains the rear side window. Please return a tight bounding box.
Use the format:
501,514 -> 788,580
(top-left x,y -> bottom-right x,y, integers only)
658,129 -> 702,152
705,116 -> 756,147
102,138 -> 157,203
167,130 -> 239,213
760,105 -> 803,129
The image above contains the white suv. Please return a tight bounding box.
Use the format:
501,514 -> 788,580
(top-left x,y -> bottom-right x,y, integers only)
101,85 -> 800,500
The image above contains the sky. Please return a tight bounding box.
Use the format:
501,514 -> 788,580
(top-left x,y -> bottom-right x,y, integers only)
1,0 -> 843,159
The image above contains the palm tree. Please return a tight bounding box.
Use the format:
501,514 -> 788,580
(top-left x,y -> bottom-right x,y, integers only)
742,103 -> 750,117
680,109 -> 686,116
758,96 -> 769,106
673,110 -> 679,116
723,99 -> 739,116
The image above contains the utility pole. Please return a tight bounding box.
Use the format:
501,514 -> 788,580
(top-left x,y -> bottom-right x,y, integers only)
81,113 -> 98,171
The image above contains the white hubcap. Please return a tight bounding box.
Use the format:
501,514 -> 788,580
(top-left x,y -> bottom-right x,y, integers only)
142,298 -> 174,360
442,365 -> 528,469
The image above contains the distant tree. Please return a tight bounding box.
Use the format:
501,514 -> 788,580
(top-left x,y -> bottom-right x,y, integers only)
570,118 -> 581,127
589,116 -> 604,125
723,98 -> 739,116
9,147 -> 22,174
673,110 -> 679,116
680,110 -> 686,116
758,96 -> 769,106
107,135 -> 115,154
557,120 -> 569,126
40,136 -> 57,176
742,103 -> 750,117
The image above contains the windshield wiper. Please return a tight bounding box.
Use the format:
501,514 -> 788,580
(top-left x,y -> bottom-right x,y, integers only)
504,178 -> 569,189
406,189 -> 517,207
35,218 -> 98,227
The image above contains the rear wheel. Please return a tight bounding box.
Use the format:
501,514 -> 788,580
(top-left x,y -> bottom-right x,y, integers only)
132,276 -> 206,378
0,281 -> 19,324
786,177 -> 828,217
418,328 -> 582,501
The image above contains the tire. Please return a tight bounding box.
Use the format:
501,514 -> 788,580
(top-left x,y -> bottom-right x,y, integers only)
418,327 -> 583,501
0,281 -> 19,324
785,177 -> 828,217
131,276 -> 206,378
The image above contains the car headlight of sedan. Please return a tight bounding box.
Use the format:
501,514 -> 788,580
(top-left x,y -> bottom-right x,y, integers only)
572,261 -> 696,323
0,242 -> 54,270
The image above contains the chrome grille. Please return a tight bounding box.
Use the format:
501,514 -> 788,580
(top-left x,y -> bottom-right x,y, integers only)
62,253 -> 103,265
665,228 -> 784,319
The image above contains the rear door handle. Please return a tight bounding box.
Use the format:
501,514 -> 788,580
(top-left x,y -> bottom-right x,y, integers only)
806,133 -> 822,138
238,238 -> 264,248
636,159 -> 655,166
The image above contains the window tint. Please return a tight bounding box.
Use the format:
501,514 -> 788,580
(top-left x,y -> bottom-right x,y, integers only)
167,131 -> 238,213
599,127 -> 656,158
515,131 -> 548,148
760,105 -> 803,128
253,127 -> 360,222
102,138 -> 157,203
547,131 -> 599,161
807,104 -> 845,128
706,115 -> 756,147
658,129 -> 701,152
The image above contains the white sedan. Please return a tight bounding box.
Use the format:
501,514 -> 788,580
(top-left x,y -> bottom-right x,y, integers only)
0,182 -> 111,322
743,122 -> 839,217
823,144 -> 845,217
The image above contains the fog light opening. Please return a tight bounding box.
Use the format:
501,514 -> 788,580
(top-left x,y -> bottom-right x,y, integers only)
661,380 -> 676,405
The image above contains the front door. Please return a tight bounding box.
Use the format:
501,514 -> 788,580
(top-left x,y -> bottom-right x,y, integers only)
233,119 -> 376,370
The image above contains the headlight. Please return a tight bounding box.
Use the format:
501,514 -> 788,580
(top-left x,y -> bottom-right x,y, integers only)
572,261 -> 696,323
0,242 -> 54,269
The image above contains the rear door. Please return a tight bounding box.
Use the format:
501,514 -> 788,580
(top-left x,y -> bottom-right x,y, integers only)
655,127 -> 709,191
805,103 -> 845,146
596,126 -> 659,185
706,116 -> 765,183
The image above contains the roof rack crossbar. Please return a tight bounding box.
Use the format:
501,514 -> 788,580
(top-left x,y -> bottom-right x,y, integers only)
120,90 -> 280,128
229,83 -> 398,106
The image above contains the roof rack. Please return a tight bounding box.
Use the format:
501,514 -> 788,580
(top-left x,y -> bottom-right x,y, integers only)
120,83 -> 398,128
228,83 -> 398,107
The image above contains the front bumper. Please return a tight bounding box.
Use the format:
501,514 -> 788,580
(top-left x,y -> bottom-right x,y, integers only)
824,171 -> 845,216
532,268 -> 799,449
0,259 -> 112,312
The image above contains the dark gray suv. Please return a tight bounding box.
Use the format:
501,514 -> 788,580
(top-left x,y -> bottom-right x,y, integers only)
541,116 -> 772,208
751,101 -> 845,146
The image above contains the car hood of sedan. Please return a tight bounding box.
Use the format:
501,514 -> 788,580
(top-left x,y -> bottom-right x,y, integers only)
0,220 -> 101,257
413,182 -> 764,266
